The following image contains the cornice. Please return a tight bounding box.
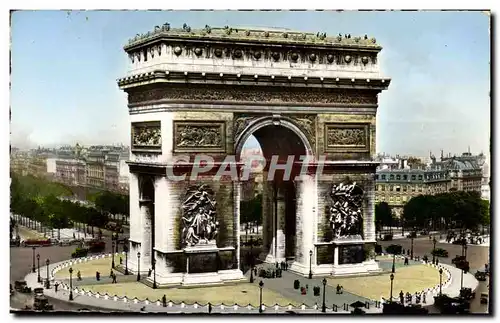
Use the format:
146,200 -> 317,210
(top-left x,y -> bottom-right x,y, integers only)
118,70 -> 391,91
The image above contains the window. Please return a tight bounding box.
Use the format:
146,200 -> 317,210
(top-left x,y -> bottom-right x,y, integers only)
411,175 -> 416,180
375,175 -> 379,180
396,175 -> 401,180
411,186 -> 416,192
381,185 -> 385,191
396,186 -> 401,192
390,175 -> 395,180
418,175 -> 423,180
390,185 -> 394,191
382,175 -> 386,180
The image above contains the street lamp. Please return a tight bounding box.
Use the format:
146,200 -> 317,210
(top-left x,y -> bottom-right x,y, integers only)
308,250 -> 313,279
36,254 -> 41,283
32,246 -> 36,273
410,237 -> 414,260
137,252 -> 141,281
69,267 -> 74,301
111,241 -> 115,269
322,278 -> 327,313
124,244 -> 129,275
259,280 -> 264,313
152,257 -> 157,289
389,273 -> 395,302
439,268 -> 443,296
432,237 -> 437,264
250,236 -> 254,283
391,252 -> 396,273
45,259 -> 50,289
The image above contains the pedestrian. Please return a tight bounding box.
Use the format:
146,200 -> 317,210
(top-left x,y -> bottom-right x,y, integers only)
422,292 -> 427,303
120,257 -> 123,265
285,262 -> 288,271
148,268 -> 152,277
254,267 -> 257,276
435,258 -> 439,265
77,271 -> 82,281
404,257 -> 409,266
110,269 -> 114,278
162,294 -> 167,307
54,282 -> 59,293
276,262 -> 279,269
399,291 -> 404,304
306,284 -> 309,291
96,271 -> 100,281
336,284 -> 341,294
208,302 -> 212,314
112,273 -> 117,284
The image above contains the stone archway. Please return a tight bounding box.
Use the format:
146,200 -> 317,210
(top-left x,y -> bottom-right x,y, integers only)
235,117 -> 313,266
119,24 -> 391,284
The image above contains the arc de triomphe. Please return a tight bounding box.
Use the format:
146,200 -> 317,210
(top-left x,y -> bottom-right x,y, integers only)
118,24 -> 391,286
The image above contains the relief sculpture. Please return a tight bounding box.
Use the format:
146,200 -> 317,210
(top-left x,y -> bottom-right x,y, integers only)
290,115 -> 316,148
132,122 -> 161,148
181,184 -> 219,247
233,114 -> 260,140
329,182 -> 364,239
327,127 -> 365,146
175,123 -> 224,149
128,86 -> 377,105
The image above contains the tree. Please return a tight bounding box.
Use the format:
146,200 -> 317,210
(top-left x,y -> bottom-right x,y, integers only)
375,202 -> 393,233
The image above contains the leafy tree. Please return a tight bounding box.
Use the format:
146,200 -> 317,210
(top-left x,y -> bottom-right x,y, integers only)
375,202 -> 393,232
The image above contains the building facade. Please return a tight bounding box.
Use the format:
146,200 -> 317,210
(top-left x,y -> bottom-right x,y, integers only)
375,168 -> 450,217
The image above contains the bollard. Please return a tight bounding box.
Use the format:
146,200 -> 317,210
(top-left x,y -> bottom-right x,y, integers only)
333,304 -> 337,312
365,301 -> 370,309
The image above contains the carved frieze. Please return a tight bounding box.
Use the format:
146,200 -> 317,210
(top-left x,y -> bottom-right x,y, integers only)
174,121 -> 225,152
324,123 -> 369,153
131,121 -> 161,152
128,86 -> 377,106
328,181 -> 364,240
181,184 -> 219,247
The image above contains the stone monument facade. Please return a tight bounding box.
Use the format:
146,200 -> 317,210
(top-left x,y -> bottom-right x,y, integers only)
118,24 -> 391,286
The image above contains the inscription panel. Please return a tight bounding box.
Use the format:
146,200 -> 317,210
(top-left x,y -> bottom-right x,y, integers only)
324,123 -> 370,153
173,121 -> 226,153
131,121 -> 161,153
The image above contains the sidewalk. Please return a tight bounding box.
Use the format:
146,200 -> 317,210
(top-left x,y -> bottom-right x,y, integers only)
23,255 -> 477,314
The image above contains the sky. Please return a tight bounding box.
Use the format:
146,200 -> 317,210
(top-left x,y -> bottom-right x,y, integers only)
10,10 -> 490,157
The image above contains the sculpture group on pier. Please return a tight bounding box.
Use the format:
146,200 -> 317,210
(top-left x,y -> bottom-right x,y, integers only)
181,184 -> 219,247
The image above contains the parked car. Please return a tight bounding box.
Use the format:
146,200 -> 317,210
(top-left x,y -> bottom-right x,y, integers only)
33,287 -> 44,296
14,281 -> 31,293
480,293 -> 488,304
475,271 -> 487,281
33,295 -> 54,311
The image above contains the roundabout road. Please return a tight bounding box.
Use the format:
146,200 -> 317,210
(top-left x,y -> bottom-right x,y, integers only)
10,235 -> 116,312
378,236 -> 490,314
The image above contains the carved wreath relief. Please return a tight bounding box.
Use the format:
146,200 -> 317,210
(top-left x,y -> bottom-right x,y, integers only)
131,122 -> 161,150
181,184 -> 219,247
329,182 -> 364,239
